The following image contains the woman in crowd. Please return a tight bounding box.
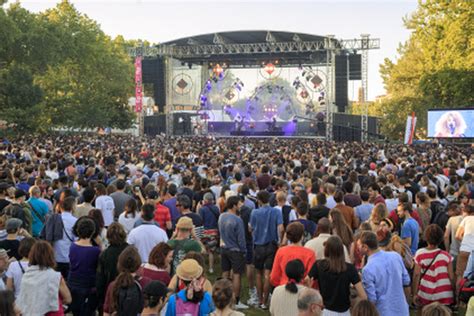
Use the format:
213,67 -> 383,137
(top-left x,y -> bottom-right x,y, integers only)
96,222 -> 128,313
168,252 -> 213,294
416,192 -> 432,236
141,281 -> 170,316
17,241 -> 72,315
118,198 -> 140,234
270,259 -> 306,316
0,290 -> 18,316
413,224 -> 454,310
88,209 -> 108,249
165,259 -> 215,316
329,209 -> 354,252
309,236 -> 367,315
210,278 -> 244,316
368,203 -> 389,231
68,217 -> 101,316
137,242 -> 173,285
5,237 -> 35,298
103,246 -> 151,316
270,222 -> 315,287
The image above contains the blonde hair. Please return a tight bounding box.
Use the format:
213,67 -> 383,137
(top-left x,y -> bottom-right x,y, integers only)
421,302 -> 451,316
435,111 -> 467,137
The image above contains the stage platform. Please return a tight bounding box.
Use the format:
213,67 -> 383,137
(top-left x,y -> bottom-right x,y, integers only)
230,131 -> 285,137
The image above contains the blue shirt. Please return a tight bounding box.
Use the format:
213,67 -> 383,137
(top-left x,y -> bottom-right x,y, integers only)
199,204 -> 220,230
54,212 -> 77,263
355,203 -> 374,222
218,213 -> 246,253
27,197 -> 49,237
250,205 -> 283,246
163,197 -> 180,225
165,289 -> 214,316
401,217 -> 419,255
362,250 -> 410,316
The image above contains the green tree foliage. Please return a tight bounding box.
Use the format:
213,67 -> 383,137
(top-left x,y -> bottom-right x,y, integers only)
379,0 -> 473,139
0,0 -> 135,132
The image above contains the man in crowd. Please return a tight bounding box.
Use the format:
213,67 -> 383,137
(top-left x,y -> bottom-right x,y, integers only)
110,179 -> 131,220
27,186 -> 48,238
297,287 -> 323,316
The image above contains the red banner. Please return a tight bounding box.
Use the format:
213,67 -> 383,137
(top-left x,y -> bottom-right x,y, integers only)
134,56 -> 142,113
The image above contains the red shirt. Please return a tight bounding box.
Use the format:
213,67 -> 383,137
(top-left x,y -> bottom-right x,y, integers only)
137,265 -> 171,286
154,203 -> 171,229
270,245 -> 316,286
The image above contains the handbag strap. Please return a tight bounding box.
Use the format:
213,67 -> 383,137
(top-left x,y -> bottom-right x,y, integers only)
27,201 -> 45,224
420,250 -> 441,280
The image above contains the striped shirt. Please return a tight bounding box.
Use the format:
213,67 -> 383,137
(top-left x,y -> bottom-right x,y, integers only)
414,248 -> 454,306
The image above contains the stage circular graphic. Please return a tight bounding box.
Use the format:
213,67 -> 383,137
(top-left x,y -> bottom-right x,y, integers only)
222,87 -> 240,104
302,69 -> 327,93
173,73 -> 193,95
259,63 -> 282,80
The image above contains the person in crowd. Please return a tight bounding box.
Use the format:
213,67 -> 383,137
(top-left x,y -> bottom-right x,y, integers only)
137,242 -> 173,285
96,222 -> 128,314
103,246 -> 151,315
250,190 -> 283,309
210,278 -> 245,316
342,181 -> 362,208
94,183 -> 115,228
162,183 -> 180,227
351,299 -> 379,316
141,281 -> 170,316
367,183 -> 385,206
355,190 -> 373,223
54,196 -> 77,279
127,203 -> 168,263
199,192 -> 220,274
218,195 -> 248,309
75,187 -> 95,218
291,201 -> 317,244
456,204 -> 474,290
17,241 -> 72,315
421,302 -> 452,316
168,251 -> 213,294
270,259 -> 306,316
398,201 -> 420,255
177,194 -> 205,239
309,235 -> 366,315
305,217 -> 332,260
0,290 -> 18,316
88,208 -> 109,249
415,192 -> 432,235
308,193 -> 330,224
358,231 -> 411,315
274,191 -> 296,229
329,209 -> 353,252
165,259 -> 215,316
367,203 -> 389,231
3,189 -> 32,235
168,216 -> 203,275
333,190 -> 358,230
68,217 -> 101,316
118,198 -> 140,234
444,202 -> 462,263
27,185 -> 49,237
271,222 -> 315,287
412,224 -> 454,310
0,218 -> 30,260
153,193 -> 172,233
109,179 -> 131,220
297,287 -> 323,316
5,237 -> 35,298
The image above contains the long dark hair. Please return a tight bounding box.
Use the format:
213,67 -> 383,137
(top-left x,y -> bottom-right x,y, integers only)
111,246 -> 142,312
0,291 -> 15,316
329,209 -> 354,249
124,198 -> 138,218
285,259 -> 305,294
321,236 -> 347,274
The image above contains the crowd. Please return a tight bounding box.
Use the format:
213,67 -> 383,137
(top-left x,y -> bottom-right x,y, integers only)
0,134 -> 472,316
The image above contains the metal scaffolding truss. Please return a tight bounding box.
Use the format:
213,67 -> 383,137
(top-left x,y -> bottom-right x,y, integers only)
128,38 -> 380,59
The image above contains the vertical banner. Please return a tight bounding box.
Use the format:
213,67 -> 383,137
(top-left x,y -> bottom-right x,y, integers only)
404,112 -> 417,145
134,56 -> 143,113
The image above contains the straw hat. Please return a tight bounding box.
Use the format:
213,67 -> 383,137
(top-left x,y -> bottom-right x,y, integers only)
176,259 -> 203,281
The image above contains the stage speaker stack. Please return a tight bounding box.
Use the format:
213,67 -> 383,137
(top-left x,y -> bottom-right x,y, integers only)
142,57 -> 166,113
335,55 -> 348,113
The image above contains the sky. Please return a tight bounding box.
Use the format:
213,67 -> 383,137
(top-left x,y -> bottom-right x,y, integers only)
11,0 -> 418,101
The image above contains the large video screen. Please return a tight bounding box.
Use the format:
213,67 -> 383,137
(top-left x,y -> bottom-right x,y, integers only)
427,109 -> 474,138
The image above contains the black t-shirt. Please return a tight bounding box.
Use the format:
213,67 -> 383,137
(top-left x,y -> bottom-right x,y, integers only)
309,260 -> 360,312
308,205 -> 330,223
239,205 -> 252,243
0,239 -> 20,260
183,212 -> 203,227
179,187 -> 194,203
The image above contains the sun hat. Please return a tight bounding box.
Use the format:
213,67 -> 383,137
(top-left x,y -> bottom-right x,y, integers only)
176,259 -> 203,281
176,216 -> 193,230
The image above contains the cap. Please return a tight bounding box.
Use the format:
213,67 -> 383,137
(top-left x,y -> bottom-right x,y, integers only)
14,189 -> 27,199
176,216 -> 193,230
6,218 -> 22,232
143,281 -> 171,300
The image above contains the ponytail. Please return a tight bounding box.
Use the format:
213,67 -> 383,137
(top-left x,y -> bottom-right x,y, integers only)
285,278 -> 298,294
111,271 -> 135,312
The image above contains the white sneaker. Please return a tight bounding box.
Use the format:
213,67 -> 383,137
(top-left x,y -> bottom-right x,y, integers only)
247,295 -> 259,306
235,302 -> 249,310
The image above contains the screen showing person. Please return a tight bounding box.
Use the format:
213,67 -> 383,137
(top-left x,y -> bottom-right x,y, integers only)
428,109 -> 473,138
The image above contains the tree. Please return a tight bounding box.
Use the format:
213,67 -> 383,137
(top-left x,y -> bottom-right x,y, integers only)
378,0 -> 474,139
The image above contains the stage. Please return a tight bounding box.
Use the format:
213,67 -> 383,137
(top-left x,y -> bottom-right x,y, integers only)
230,130 -> 285,136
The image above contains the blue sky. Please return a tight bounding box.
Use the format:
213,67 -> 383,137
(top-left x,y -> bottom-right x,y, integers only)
12,0 -> 418,100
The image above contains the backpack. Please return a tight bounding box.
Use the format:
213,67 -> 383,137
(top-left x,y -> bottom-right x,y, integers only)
117,280 -> 144,316
175,294 -> 200,316
3,203 -> 32,233
431,202 -> 448,231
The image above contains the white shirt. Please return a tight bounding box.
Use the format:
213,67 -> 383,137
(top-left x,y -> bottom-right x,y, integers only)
326,195 -> 336,209
460,216 -> 474,252
127,224 -> 169,262
385,198 -> 399,212
305,233 -> 350,261
95,195 -> 115,226
6,260 -> 29,298
118,212 -> 141,234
